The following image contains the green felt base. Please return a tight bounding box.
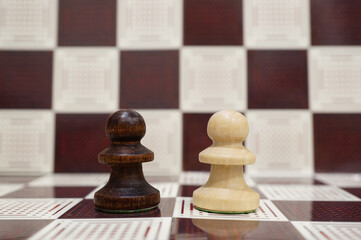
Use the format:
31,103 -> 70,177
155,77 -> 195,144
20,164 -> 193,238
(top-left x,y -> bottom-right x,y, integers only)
194,205 -> 256,214
96,205 -> 158,214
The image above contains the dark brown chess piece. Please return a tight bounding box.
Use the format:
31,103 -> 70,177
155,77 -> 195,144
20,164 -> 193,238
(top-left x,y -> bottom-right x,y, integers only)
94,110 -> 160,213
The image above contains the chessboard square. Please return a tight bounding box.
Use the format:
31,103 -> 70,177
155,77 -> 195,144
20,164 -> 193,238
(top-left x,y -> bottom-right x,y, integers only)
55,114 -> 111,172
258,185 -> 360,201
244,0 -> 310,48
183,0 -> 243,45
274,201 -> 361,222
292,221 -> 361,240
58,0 -> 116,46
0,110 -> 54,174
0,51 -> 52,109
0,0 -> 56,49
311,0 -> 361,45
29,218 -> 172,240
0,198 -> 81,219
0,220 -> 52,240
309,48 -> 361,112
136,110 -> 181,175
28,174 -> 109,187
2,186 -> 96,199
172,219 -> 304,240
245,111 -> 313,176
120,51 -> 179,109
173,197 -> 288,221
53,48 -> 118,113
118,0 -> 182,49
0,184 -> 24,197
316,173 -> 361,188
314,114 -> 361,173
248,50 -> 308,109
181,47 -> 246,112
182,114 -> 213,171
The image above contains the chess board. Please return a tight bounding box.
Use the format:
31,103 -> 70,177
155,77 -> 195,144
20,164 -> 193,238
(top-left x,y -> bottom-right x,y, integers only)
0,172 -> 360,240
1,0 -> 361,177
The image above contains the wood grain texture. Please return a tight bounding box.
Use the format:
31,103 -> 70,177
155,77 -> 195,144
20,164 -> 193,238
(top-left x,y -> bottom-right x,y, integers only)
94,163 -> 160,212
193,110 -> 259,213
55,114 -> 110,172
120,51 -> 179,109
311,0 -> 361,45
0,51 -> 52,109
94,110 -> 160,212
183,113 -> 213,171
274,201 -> 361,221
171,219 -> 305,240
199,110 -> 255,165
314,114 -> 361,173
58,0 -> 116,46
184,0 -> 243,45
248,50 -> 308,109
98,110 -> 154,164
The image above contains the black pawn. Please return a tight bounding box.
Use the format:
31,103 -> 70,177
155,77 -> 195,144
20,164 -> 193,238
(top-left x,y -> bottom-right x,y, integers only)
94,110 -> 160,213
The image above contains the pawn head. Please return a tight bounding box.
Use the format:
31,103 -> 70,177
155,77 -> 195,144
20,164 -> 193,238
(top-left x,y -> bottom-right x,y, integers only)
105,109 -> 146,142
207,110 -> 249,143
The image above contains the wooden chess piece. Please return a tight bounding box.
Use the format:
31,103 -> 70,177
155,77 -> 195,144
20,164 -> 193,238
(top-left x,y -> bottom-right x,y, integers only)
94,110 -> 160,213
193,110 -> 259,213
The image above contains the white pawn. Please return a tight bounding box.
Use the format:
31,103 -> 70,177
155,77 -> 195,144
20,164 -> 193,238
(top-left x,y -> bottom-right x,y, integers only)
193,110 -> 259,213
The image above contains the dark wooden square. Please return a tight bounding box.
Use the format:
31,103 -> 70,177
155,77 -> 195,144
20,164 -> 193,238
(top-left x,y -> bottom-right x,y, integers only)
311,0 -> 361,45
55,114 -> 110,172
248,50 -> 308,109
1,187 -> 95,198
183,113 -> 213,171
58,0 -> 116,46
343,188 -> 361,199
184,0 -> 243,45
0,51 -> 52,109
314,114 -> 361,173
60,199 -> 174,218
171,219 -> 304,239
274,201 -> 361,221
120,51 -> 179,109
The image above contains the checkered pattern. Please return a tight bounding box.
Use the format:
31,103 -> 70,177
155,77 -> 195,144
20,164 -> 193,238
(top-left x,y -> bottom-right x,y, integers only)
0,0 -> 361,176
0,173 -> 360,239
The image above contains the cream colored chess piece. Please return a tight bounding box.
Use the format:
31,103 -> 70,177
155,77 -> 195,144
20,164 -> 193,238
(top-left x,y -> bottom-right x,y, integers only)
193,110 -> 259,213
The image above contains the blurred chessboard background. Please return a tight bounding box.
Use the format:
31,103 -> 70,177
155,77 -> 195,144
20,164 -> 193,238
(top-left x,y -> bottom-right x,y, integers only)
0,0 -> 360,176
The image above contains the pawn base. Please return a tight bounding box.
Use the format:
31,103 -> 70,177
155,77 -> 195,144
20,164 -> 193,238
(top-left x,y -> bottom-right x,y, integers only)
194,205 -> 256,214
93,163 -> 160,214
96,205 -> 158,214
94,189 -> 160,213
193,186 -> 259,214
